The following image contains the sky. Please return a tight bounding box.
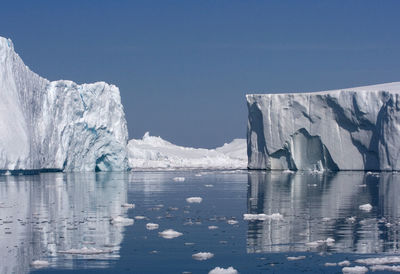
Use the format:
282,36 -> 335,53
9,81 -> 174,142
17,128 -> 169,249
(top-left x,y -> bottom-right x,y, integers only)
1,0 -> 400,148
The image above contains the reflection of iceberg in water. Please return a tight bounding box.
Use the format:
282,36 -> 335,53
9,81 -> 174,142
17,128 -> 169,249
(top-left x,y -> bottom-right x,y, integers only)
0,172 -> 129,273
246,171 -> 400,254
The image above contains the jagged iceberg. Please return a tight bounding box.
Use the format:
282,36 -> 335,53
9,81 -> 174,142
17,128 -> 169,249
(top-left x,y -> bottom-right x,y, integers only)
247,82 -> 400,171
0,37 -> 128,171
128,132 -> 247,169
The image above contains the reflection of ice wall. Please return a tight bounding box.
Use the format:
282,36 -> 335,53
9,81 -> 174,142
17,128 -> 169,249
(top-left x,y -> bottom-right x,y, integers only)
247,83 -> 400,171
246,171 -> 400,254
0,37 -> 128,171
0,172 -> 129,273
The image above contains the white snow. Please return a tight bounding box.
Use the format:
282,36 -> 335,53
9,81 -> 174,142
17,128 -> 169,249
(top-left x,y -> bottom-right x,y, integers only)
341,266 -> 368,274
359,204 -> 373,212
247,82 -> 400,171
110,216 -> 134,226
158,229 -> 183,239
58,246 -> 112,255
146,223 -> 159,230
192,252 -> 214,261
287,256 -> 306,261
30,260 -> 49,268
0,36 -> 128,171
186,197 -> 203,203
355,256 -> 400,265
209,266 -> 238,274
243,213 -> 283,221
370,265 -> 400,272
127,132 -> 246,170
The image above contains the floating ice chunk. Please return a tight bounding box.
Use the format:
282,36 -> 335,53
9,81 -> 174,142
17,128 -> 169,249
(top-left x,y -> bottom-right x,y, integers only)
195,173 -> 202,177
58,246 -> 112,254
325,262 -> 337,266
341,266 -> 368,274
110,216 -> 134,226
186,197 -> 202,203
121,203 -> 135,208
146,223 -> 159,230
287,256 -> 306,261
158,229 -> 183,239
355,256 -> 400,265
227,219 -> 238,225
338,260 -> 351,266
4,171 -> 11,176
208,225 -> 219,230
173,177 -> 185,182
134,216 -> 146,220
359,204 -> 373,212
209,266 -> 238,274
243,213 -> 283,221
30,260 -> 49,268
347,217 -> 356,223
204,184 -> 214,187
192,252 -> 214,261
326,238 -> 335,244
370,265 -> 400,272
306,238 -> 335,247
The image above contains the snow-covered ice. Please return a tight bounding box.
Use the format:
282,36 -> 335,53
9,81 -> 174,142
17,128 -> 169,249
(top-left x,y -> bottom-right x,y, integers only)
287,256 -> 306,261
341,266 -> 368,274
247,82 -> 400,171
158,229 -> 183,239
58,246 -> 112,255
227,219 -> 239,225
369,265 -> 400,272
110,216 -> 134,226
243,213 -> 283,221
208,266 -> 238,274
186,197 -> 203,203
128,132 -> 246,170
192,252 -> 214,261
359,204 -> 373,212
30,260 -> 49,268
121,203 -> 135,209
146,223 -> 159,230
0,36 -> 128,171
355,256 -> 400,265
338,260 -> 351,267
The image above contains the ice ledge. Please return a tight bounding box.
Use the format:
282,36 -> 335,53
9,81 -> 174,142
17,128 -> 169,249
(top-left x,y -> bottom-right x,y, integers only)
246,82 -> 400,171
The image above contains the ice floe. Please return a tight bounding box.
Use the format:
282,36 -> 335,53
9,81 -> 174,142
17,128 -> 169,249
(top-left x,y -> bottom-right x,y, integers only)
287,256 -> 306,261
110,216 -> 134,226
146,223 -> 159,230
208,266 -> 238,274
30,260 -> 49,268
243,213 -> 283,221
359,204 -> 373,212
192,252 -> 214,261
158,229 -> 183,239
186,197 -> 203,203
341,266 -> 368,274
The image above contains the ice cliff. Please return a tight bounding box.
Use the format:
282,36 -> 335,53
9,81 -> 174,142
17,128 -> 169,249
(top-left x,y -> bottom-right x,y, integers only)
128,132 -> 247,169
247,82 -> 400,171
0,37 -> 128,171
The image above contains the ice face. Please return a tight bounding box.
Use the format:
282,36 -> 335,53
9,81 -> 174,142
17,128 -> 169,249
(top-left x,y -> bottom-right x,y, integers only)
246,82 -> 400,171
0,37 -> 128,171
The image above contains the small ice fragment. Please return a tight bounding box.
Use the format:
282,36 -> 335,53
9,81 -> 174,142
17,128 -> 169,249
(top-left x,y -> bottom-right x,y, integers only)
146,223 -> 159,230
4,171 -> 11,176
58,246 -> 111,254
341,266 -> 368,274
30,260 -> 49,268
338,260 -> 351,266
195,173 -> 202,177
158,229 -> 183,239
359,204 -> 372,212
287,256 -> 306,261
186,197 -> 202,203
208,225 -> 218,230
204,184 -> 214,187
227,219 -> 238,225
325,262 -> 337,266
135,216 -> 146,220
110,216 -> 134,226
326,238 -> 335,244
173,177 -> 185,182
322,217 -> 331,221
208,266 -> 238,274
355,256 -> 400,265
121,203 -> 135,208
347,217 -> 356,223
370,265 -> 400,272
192,252 -> 214,261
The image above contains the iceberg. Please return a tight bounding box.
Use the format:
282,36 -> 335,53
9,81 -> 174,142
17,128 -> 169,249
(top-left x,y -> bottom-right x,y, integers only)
127,132 -> 246,169
247,82 -> 400,171
0,37 -> 128,171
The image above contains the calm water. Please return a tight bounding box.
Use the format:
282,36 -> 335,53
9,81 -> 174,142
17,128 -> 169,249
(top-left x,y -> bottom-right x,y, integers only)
1,170 -> 400,273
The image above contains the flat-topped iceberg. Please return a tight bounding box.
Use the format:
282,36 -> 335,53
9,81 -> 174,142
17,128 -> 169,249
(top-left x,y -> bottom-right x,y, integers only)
0,37 -> 128,171
247,82 -> 400,171
128,132 -> 246,169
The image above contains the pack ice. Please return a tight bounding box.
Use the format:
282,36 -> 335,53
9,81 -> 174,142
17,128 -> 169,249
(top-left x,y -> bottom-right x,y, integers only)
247,82 -> 400,171
0,37 -> 128,171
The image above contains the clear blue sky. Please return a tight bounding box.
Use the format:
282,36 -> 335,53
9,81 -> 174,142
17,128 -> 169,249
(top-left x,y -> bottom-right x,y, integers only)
1,1 -> 399,148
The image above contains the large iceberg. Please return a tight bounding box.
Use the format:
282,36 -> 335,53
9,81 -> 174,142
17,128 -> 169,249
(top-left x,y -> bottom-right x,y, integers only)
0,37 -> 128,171
247,82 -> 400,171
128,132 -> 247,169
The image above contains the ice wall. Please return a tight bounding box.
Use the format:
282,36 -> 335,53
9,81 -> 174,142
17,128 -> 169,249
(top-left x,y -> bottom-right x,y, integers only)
0,37 -> 128,171
246,82 -> 400,171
